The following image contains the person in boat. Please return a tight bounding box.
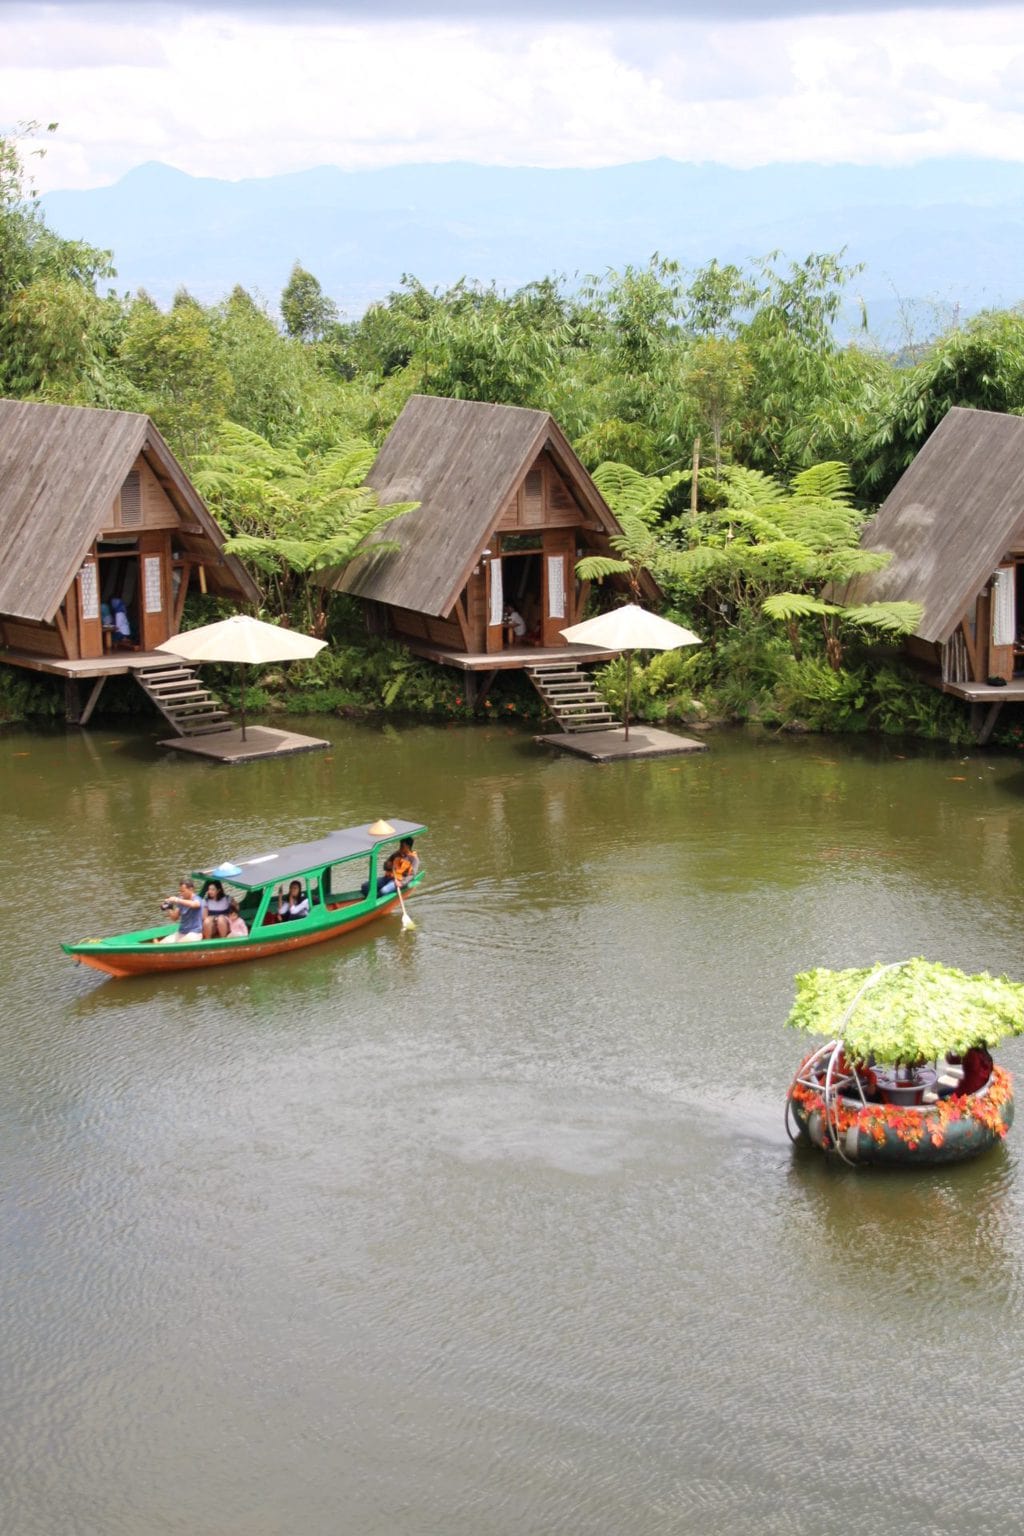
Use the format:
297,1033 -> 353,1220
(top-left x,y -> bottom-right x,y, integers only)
201,880 -> 231,939
225,898 -> 248,938
954,1045 -> 994,1098
158,878 -> 203,943
362,838 -> 419,897
276,880 -> 310,922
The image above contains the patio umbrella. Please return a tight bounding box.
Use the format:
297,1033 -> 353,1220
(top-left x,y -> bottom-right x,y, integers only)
156,614 -> 326,740
560,604 -> 701,740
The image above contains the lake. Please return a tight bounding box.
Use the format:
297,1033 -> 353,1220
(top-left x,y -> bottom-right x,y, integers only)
4,718 -> 1024,1535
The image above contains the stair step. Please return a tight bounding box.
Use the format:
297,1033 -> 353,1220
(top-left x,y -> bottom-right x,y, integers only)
183,722 -> 236,737
148,678 -> 207,694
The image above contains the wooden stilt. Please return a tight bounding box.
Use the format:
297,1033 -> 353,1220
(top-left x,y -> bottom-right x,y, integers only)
78,675 -> 109,726
64,678 -> 82,724
973,701 -> 1003,745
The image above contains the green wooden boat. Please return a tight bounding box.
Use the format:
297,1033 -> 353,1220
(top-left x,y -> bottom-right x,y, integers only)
62,818 -> 425,978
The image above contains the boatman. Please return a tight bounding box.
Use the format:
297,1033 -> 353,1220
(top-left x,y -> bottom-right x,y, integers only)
363,838 -> 419,897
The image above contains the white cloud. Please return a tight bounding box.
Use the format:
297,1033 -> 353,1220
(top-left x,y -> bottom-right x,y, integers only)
3,4 -> 1024,190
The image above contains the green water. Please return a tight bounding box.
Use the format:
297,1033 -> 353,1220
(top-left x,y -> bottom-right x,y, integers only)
4,718 -> 1024,1534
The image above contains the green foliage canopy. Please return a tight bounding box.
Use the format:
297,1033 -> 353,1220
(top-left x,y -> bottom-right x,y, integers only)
786,957 -> 1024,1064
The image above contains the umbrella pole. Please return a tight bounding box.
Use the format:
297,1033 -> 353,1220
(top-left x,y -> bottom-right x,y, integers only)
240,663 -> 247,742
624,650 -> 632,741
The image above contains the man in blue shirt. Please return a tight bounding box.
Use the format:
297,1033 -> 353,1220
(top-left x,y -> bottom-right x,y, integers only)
159,878 -> 204,943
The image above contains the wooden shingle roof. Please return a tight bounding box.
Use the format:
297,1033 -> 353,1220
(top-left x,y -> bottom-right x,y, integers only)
333,395 -> 656,616
0,398 -> 258,622
842,407 -> 1024,644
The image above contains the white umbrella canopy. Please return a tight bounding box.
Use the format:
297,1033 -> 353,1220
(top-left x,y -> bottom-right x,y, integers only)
560,604 -> 701,652
559,604 -> 701,740
156,615 -> 326,739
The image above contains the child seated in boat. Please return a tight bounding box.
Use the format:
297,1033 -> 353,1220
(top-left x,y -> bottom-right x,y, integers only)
225,899 -> 248,938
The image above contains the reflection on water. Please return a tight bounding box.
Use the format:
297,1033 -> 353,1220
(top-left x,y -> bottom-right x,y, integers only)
4,719 -> 1024,1535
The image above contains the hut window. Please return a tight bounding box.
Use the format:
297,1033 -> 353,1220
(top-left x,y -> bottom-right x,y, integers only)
119,471 -> 143,528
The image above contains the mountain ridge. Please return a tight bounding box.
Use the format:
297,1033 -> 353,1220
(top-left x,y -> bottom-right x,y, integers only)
40,156 -> 1024,337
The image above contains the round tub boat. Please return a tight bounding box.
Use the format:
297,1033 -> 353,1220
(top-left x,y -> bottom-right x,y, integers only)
787,1065 -> 1014,1167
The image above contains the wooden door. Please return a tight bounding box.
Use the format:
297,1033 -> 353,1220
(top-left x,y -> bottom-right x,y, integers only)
485,555 -> 504,655
76,557 -> 103,658
541,530 -> 575,647
138,533 -> 171,651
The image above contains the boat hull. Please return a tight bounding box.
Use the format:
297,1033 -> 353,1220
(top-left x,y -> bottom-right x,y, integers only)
789,1068 -> 1014,1166
64,895 -> 405,979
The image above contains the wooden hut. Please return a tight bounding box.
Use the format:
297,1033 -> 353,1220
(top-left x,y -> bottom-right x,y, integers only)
329,395 -> 660,679
840,406 -> 1024,740
0,399 -> 258,722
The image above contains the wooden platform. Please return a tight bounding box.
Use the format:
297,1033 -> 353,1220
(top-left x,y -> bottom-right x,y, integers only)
158,726 -> 330,764
0,647 -> 179,678
536,726 -> 708,762
402,641 -> 616,672
937,678 -> 1024,701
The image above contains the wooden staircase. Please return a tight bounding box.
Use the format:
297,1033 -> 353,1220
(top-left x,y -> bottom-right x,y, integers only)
526,661 -> 617,733
132,661 -> 235,737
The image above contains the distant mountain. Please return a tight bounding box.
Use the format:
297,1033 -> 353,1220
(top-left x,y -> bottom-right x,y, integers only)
41,157 -> 1024,341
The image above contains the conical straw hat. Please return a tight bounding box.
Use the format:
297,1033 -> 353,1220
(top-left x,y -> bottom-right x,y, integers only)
368,819 -> 396,837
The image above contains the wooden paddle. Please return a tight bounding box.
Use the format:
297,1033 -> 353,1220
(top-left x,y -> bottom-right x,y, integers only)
394,879 -> 415,931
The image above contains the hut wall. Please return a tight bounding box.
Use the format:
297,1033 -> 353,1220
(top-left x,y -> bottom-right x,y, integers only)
0,618 -> 65,657
496,453 -> 588,533
100,456 -> 179,535
465,569 -> 488,649
905,636 -> 940,668
389,606 -> 464,649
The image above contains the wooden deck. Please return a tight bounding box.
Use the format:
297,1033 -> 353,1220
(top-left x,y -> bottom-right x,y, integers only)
402,641 -> 617,672
936,678 -> 1024,702
536,726 -> 708,762
923,672 -> 1024,744
158,726 -> 330,764
0,647 -> 181,678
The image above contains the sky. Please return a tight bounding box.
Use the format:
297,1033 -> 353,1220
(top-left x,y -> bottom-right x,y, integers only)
4,0 -> 1024,191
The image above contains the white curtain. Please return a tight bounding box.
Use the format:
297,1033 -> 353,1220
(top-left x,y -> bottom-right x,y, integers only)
992,568 -> 1015,648
546,555 -> 565,620
488,558 -> 503,628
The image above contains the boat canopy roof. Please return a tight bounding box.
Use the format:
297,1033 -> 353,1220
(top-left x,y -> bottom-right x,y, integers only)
196,818 -> 426,890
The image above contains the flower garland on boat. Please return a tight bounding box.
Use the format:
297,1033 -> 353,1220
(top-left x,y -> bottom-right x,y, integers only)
791,1064 -> 1013,1151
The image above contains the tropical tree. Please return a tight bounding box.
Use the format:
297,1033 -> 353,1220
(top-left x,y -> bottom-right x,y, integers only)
855,308 -> 1024,496
671,460 -> 921,668
120,291 -> 233,461
280,262 -> 338,342
0,123 -> 117,401
574,461 -> 687,599
195,423 -> 418,635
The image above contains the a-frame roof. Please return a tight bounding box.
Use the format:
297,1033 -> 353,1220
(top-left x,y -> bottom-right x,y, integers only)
333,394 -> 659,617
0,398 -> 259,623
842,406 -> 1024,644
